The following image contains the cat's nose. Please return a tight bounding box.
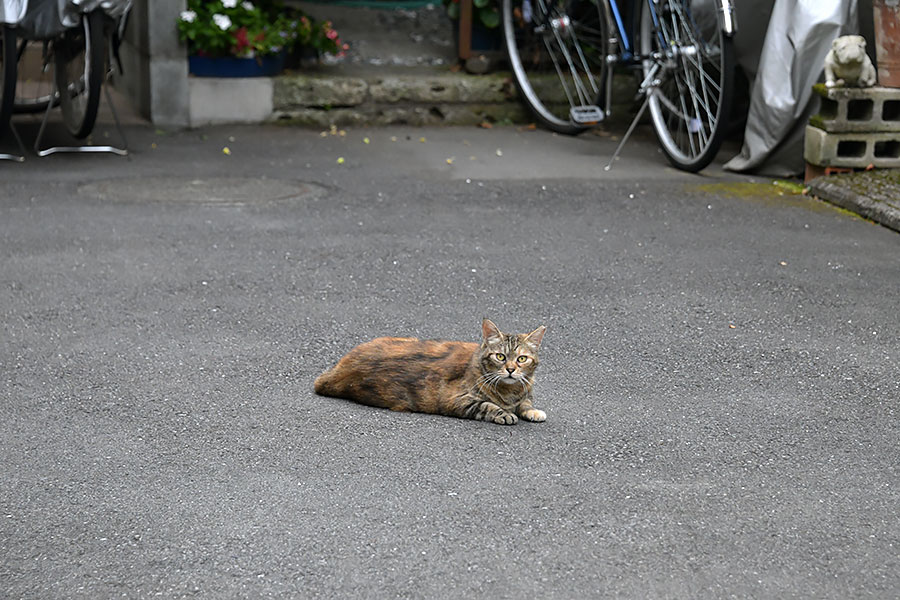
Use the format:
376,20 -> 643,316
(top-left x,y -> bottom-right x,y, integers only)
506,367 -> 516,375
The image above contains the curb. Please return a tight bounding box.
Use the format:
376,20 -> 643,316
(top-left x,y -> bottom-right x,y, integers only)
807,170 -> 900,232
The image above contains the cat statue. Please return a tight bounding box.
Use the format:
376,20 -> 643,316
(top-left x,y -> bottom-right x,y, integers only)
315,319 -> 548,425
824,35 -> 877,88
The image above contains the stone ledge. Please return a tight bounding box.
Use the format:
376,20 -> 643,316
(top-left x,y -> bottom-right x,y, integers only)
185,68 -> 638,128
272,103 -> 530,128
272,71 -> 517,109
807,169 -> 900,233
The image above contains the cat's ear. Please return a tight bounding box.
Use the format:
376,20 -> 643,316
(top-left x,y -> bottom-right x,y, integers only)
482,318 -> 503,344
524,325 -> 547,349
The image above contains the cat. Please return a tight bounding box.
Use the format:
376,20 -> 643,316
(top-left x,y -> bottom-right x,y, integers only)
314,319 -> 547,425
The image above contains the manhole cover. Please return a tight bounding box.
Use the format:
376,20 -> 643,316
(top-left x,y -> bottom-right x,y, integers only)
78,177 -> 326,206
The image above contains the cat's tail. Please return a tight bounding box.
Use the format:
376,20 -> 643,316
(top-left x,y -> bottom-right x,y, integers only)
313,368 -> 338,397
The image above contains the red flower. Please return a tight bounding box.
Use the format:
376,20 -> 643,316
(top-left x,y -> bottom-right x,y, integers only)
233,26 -> 250,52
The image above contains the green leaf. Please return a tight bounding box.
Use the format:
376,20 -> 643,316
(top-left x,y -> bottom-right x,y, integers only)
446,2 -> 459,19
479,7 -> 500,28
473,0 -> 490,7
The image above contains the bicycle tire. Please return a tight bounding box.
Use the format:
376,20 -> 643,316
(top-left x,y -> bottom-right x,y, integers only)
639,0 -> 734,172
14,40 -> 56,114
502,0 -> 609,135
0,25 -> 16,133
55,9 -> 105,139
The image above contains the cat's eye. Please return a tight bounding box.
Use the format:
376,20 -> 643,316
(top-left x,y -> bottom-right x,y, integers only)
494,353 -> 506,361
516,355 -> 529,363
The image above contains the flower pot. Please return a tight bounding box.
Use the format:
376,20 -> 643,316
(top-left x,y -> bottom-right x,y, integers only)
188,53 -> 286,77
284,45 -> 320,70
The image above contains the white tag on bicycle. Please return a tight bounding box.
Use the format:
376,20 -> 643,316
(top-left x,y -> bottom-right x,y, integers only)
523,0 -> 532,24
688,118 -> 702,133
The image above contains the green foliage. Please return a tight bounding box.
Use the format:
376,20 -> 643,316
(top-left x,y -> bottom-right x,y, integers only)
442,0 -> 501,29
177,0 -> 348,58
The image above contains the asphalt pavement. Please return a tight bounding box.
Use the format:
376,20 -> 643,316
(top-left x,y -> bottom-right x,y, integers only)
1,120 -> 898,599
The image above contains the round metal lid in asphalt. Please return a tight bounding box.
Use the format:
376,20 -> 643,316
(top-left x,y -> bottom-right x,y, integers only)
78,177 -> 326,206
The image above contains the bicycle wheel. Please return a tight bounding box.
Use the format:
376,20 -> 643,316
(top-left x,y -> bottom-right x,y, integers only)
0,25 -> 15,133
14,40 -> 56,114
54,9 -> 105,139
639,0 -> 734,172
503,0 -> 609,135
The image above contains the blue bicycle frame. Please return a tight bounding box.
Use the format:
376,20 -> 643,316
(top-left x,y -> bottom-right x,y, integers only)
605,0 -> 737,64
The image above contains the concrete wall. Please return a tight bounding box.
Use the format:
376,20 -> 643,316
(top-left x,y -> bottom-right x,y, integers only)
116,0 -> 189,127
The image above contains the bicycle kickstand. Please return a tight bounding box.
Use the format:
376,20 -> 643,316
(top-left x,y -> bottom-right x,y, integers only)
35,78 -> 129,157
0,122 -> 27,162
604,91 -> 652,171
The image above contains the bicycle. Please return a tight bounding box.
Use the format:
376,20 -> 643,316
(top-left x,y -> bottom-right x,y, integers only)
1,3 -> 130,159
1,25 -> 15,134
502,0 -> 737,172
11,8 -> 108,139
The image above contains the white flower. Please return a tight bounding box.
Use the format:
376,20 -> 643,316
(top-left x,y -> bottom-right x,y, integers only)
242,1 -> 254,10
222,0 -> 237,8
212,13 -> 232,30
180,10 -> 196,23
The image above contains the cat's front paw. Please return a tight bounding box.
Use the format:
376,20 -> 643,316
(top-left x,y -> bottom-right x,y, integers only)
520,408 -> 546,422
492,411 -> 519,425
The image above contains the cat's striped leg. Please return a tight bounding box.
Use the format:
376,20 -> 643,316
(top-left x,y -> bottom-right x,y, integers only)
464,400 -> 519,425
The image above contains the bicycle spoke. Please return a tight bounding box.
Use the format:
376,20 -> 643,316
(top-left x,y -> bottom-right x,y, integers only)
640,0 -> 734,171
543,34 -> 578,107
503,0 -> 608,133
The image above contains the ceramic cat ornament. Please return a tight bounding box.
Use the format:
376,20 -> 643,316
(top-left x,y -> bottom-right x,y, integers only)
825,35 -> 877,88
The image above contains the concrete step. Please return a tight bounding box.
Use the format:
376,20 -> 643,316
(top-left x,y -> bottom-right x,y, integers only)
188,65 -> 638,128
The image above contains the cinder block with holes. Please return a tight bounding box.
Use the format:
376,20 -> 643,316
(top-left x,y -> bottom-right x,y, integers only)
804,125 -> 900,168
810,85 -> 900,133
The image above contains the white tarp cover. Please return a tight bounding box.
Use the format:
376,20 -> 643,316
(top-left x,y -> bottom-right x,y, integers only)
2,0 -> 130,37
725,0 -> 859,176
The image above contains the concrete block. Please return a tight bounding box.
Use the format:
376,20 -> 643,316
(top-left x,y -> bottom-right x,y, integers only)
804,124 -> 900,168
273,76 -> 368,108
367,75 -> 513,104
189,77 -> 273,126
810,84 -> 900,133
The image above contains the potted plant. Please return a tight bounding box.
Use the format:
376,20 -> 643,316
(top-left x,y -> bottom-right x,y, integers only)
177,0 -> 348,77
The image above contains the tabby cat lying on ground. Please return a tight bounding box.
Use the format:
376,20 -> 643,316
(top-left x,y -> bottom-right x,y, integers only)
314,319 -> 547,425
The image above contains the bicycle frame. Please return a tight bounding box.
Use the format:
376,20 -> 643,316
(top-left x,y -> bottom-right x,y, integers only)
595,0 -> 736,118
603,0 -> 736,64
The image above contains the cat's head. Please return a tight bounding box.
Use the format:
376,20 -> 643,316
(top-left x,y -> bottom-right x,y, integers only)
478,319 -> 546,387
